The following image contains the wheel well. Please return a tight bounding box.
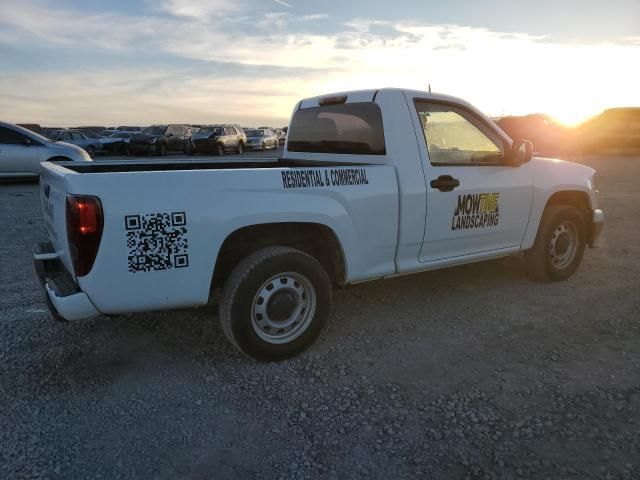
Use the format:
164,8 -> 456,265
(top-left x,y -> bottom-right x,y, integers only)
212,223 -> 346,290
545,190 -> 592,228
46,156 -> 72,162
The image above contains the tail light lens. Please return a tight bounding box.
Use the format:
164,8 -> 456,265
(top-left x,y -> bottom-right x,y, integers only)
66,195 -> 104,277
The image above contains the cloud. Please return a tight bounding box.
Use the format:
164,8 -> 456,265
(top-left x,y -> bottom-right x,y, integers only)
156,0 -> 241,19
0,0 -> 638,126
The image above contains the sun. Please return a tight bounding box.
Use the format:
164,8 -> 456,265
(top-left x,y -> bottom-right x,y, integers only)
547,106 -> 598,128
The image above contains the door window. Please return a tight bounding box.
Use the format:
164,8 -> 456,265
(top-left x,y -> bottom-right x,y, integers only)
71,132 -> 84,140
0,127 -> 29,144
59,132 -> 73,141
415,102 -> 504,165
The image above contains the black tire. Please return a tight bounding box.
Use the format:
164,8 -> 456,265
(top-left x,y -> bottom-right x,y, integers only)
216,144 -> 225,156
524,204 -> 586,281
85,145 -> 95,157
46,156 -> 72,163
237,142 -> 244,154
219,246 -> 332,361
261,142 -> 266,151
157,143 -> 167,156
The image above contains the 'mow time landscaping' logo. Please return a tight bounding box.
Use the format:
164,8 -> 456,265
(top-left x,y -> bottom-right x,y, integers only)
451,192 -> 500,230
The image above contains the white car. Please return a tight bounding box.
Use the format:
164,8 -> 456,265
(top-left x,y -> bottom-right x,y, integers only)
34,88 -> 603,361
244,128 -> 279,150
0,122 -> 92,178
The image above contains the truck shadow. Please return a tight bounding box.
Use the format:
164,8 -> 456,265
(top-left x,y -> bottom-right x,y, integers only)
32,254 -> 530,390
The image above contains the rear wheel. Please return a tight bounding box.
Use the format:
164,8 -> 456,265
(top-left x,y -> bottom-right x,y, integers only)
157,143 -> 167,156
237,142 -> 245,154
525,204 -> 586,281
85,145 -> 95,157
261,142 -> 266,151
219,246 -> 332,361
216,144 -> 225,156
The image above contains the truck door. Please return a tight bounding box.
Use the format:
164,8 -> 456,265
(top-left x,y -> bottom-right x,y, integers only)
411,99 -> 533,263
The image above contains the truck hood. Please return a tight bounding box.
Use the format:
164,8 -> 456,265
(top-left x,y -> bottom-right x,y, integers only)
529,156 -> 595,178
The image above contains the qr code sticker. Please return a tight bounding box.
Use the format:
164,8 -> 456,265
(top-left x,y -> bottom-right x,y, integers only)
125,212 -> 189,273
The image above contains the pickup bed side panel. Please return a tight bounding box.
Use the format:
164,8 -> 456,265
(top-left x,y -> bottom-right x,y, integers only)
65,165 -> 399,315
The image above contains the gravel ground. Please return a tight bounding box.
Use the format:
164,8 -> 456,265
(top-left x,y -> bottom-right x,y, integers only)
1,154 -> 639,479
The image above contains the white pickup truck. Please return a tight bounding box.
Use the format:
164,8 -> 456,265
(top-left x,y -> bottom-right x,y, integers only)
34,88 -> 604,360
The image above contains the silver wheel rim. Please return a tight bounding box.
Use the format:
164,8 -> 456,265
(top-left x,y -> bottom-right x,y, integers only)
251,272 -> 316,344
549,220 -> 579,269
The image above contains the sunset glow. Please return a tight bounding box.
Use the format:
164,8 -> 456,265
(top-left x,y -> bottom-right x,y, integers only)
0,0 -> 638,126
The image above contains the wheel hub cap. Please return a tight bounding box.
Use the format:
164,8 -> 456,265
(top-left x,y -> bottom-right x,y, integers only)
549,221 -> 578,269
251,272 -> 316,344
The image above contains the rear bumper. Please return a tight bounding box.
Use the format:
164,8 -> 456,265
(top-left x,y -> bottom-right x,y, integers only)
33,241 -> 100,321
589,209 -> 604,247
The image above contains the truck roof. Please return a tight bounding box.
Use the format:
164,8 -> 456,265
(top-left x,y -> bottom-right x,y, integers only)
298,87 -> 474,110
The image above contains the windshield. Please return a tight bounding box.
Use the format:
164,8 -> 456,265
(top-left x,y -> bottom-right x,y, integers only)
16,127 -> 54,143
142,126 -> 167,135
245,130 -> 264,137
81,130 -> 101,139
198,127 -> 223,136
115,132 -> 132,138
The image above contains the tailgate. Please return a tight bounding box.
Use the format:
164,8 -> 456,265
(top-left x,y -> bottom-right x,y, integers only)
39,163 -> 74,276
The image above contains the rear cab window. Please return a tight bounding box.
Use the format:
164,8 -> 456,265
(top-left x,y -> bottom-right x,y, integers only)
287,102 -> 386,155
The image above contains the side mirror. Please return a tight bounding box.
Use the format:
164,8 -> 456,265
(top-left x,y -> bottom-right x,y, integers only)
508,139 -> 533,166
22,138 -> 33,146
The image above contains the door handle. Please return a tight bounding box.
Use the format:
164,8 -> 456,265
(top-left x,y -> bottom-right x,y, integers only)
430,175 -> 460,192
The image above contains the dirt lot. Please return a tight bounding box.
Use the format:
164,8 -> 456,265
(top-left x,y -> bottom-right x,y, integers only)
1,154 -> 639,479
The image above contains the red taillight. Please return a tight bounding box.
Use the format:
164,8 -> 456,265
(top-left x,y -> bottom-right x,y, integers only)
66,195 -> 103,277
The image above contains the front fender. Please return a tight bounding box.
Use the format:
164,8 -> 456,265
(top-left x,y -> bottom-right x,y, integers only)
521,157 -> 596,250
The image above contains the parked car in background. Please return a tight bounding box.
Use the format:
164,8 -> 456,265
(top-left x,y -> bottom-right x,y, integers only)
128,124 -> 191,156
47,129 -> 103,157
576,107 -> 640,154
275,129 -> 287,145
17,124 -> 43,134
42,127 -> 64,137
0,121 -> 91,177
244,128 -> 279,150
78,129 -> 104,141
496,114 -> 573,156
100,131 -> 137,155
188,124 -> 246,155
76,126 -> 106,135
116,126 -> 141,132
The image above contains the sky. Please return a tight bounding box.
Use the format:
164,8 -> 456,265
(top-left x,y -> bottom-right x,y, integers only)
0,0 -> 639,127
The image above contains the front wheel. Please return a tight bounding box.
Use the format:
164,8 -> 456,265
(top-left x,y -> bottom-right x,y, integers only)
157,143 -> 167,156
237,142 -> 244,154
216,144 -> 225,156
219,246 -> 332,361
85,145 -> 95,157
524,204 -> 586,281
